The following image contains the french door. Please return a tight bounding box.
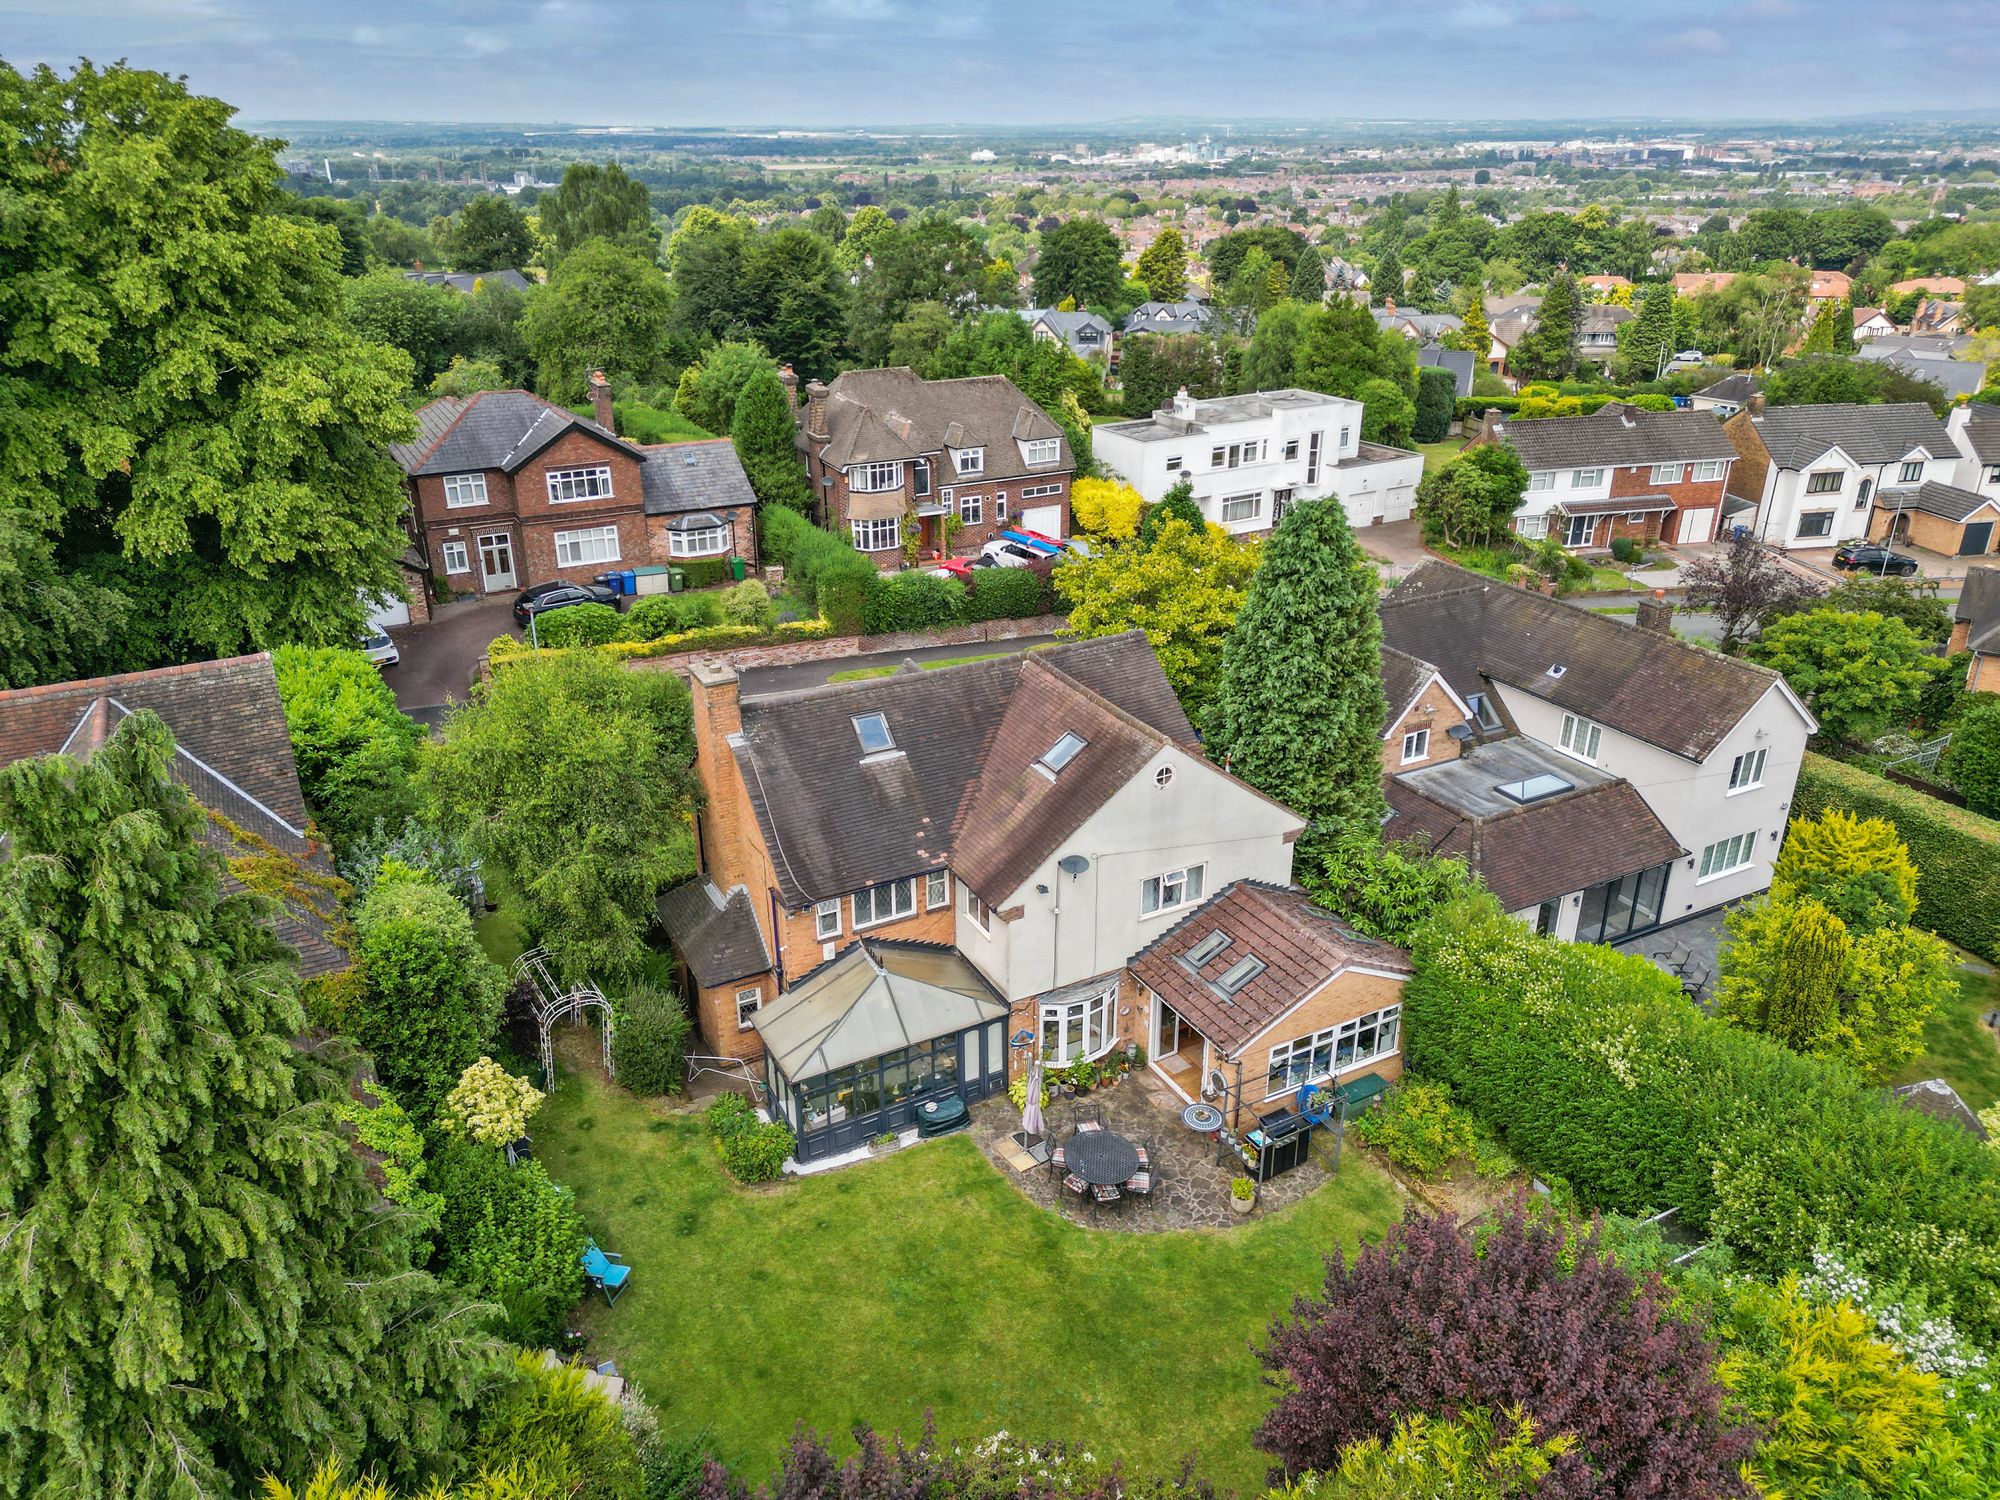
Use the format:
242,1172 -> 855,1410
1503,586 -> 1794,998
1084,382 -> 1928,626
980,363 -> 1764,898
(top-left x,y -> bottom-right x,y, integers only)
477,532 -> 516,590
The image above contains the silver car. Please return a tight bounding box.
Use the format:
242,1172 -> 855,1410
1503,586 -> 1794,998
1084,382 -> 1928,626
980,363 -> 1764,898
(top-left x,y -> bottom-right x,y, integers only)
359,630 -> 400,667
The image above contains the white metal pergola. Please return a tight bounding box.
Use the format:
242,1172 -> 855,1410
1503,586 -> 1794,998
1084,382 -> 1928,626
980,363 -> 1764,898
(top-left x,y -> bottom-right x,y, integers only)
514,946 -> 615,1089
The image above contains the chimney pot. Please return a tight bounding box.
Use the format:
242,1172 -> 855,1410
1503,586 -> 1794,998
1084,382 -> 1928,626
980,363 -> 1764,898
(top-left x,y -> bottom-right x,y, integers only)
588,369 -> 614,434
1746,391 -> 1767,416
777,364 -> 799,411
804,379 -> 830,440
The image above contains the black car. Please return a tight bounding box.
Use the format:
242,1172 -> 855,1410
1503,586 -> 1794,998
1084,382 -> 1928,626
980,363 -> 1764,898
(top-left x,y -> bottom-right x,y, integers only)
512,580 -> 619,625
1830,542 -> 1920,576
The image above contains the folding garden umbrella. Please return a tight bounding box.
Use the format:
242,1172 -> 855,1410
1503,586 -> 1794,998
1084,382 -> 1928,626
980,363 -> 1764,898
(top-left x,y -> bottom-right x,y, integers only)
1022,1057 -> 1045,1140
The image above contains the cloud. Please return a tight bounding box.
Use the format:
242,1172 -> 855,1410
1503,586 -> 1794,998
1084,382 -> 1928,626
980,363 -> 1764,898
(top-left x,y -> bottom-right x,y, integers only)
1742,0 -> 1804,15
350,24 -> 384,46
1448,3 -> 1514,26
1524,2 -> 1585,19
1672,26 -> 1730,55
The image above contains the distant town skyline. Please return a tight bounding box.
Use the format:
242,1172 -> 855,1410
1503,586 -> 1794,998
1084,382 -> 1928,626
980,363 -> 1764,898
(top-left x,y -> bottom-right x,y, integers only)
6,0 -> 1998,129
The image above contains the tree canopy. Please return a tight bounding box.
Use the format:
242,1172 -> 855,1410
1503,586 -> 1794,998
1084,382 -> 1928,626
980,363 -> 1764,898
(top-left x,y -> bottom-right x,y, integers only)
538,160 -> 654,263
1032,217 -> 1124,309
520,240 -> 674,403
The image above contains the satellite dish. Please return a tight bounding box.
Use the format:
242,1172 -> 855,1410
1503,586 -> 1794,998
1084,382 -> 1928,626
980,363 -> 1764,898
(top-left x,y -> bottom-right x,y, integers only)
1057,854 -> 1091,878
1209,1069 -> 1230,1101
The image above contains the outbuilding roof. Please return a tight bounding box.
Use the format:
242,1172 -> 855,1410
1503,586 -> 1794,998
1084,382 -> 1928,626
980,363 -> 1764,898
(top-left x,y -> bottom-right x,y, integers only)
1494,402 -> 1737,473
1955,567 -> 2000,653
753,940 -> 1007,1083
1876,480 -> 2000,524
655,879 -> 772,988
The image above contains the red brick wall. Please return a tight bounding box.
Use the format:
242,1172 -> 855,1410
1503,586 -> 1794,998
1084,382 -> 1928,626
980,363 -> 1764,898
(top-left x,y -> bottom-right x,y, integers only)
1606,462 -> 1730,545
646,505 -> 758,570
805,440 -> 1073,568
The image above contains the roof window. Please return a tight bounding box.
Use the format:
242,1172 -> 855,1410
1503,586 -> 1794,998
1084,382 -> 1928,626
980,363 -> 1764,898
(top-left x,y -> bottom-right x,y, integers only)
1039,731 -> 1087,774
1186,932 -> 1231,967
852,712 -> 895,755
1496,773 -> 1574,805
1216,956 -> 1266,996
1545,664 -> 1567,679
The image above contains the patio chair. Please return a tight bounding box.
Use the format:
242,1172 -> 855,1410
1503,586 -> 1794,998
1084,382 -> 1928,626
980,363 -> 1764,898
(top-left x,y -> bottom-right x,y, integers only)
1062,1170 -> 1090,1200
1123,1168 -> 1153,1199
1134,1139 -> 1151,1168
1074,1102 -> 1103,1132
1048,1143 -> 1066,1178
1091,1182 -> 1123,1209
580,1241 -> 631,1307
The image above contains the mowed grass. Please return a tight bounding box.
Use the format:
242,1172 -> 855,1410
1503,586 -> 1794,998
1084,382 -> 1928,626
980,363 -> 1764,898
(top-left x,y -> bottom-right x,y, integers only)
538,1066 -> 1403,1494
1891,963 -> 2000,1110
1415,439 -> 1464,475
827,650 -> 1017,683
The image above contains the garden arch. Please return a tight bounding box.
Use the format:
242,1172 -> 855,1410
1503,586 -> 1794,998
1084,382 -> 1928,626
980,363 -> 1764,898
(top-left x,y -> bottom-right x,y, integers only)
515,947 -> 615,1088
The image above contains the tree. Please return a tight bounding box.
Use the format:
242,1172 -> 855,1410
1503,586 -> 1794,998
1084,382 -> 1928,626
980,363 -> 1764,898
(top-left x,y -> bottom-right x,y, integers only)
352,867 -> 508,1120
1370,244 -> 1405,306
1256,1204 -> 1751,1500
280,194 -> 371,275
447,195 -> 534,272
1766,355 -> 1948,414
730,369 -> 812,513
0,62 -> 420,677
429,1141 -> 585,1348
1206,502 -> 1387,839
1444,293 -> 1492,357
1134,226 -> 1189,302
665,206 -> 748,347
1624,281 -> 1675,381
1295,300 -> 1418,401
344,270 -> 467,390
520,240 -> 674,403
1750,609 -> 1943,743
738,226 -> 847,380
613,984 -> 693,1097
1137,477 -> 1206,544
1236,302 -> 1313,393
1301,831 -> 1493,948
420,651 -> 701,983
1414,444 -> 1529,550
538,161 -> 653,263
1290,244 -> 1327,303
1811,575 -> 1952,643
1034,217 -> 1124,309
1800,297 -> 1843,354
0,712 -> 490,1494
1068,477 -> 1144,540
1114,334 -> 1226,418
807,203 -> 847,244
440,1058 -> 545,1148
847,213 -> 985,367
1508,272 -> 1580,381
675,340 -> 775,439
1413,366 -> 1457,444
271,645 -> 424,852
1944,695 -> 2000,816
1207,224 -> 1307,289
1356,377 -> 1416,447
1677,530 -> 1824,652
1053,518 -> 1260,722
1771,808 -> 1919,934
430,355 -> 509,398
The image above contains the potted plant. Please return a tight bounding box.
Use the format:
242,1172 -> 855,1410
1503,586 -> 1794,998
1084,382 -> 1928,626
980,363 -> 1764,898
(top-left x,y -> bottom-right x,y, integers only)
1230,1177 -> 1256,1216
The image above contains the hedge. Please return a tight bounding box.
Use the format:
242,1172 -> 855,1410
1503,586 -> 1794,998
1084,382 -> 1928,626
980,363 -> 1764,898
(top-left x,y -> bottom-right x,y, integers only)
1792,750 -> 2000,962
761,506 -> 873,635
964,566 -> 1049,621
1454,392 -> 1678,422
1405,908 -> 2000,1340
861,570 -> 966,634
1413,366 -> 1458,444
490,617 -> 832,665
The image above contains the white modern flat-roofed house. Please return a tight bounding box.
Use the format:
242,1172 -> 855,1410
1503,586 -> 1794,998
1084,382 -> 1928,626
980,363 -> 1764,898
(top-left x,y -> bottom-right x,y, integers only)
1094,387 -> 1425,534
1724,401 -> 1963,551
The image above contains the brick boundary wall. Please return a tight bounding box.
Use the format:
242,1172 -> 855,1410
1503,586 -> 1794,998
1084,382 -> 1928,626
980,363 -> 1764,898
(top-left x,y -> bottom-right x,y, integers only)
628,613 -> 1070,676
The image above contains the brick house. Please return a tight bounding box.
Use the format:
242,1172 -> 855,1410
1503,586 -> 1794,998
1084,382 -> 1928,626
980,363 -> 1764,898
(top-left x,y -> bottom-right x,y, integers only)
655,633 -> 1411,1157
392,376 -> 757,598
790,366 -> 1074,565
1950,568 -> 2000,694
1471,401 -> 1742,549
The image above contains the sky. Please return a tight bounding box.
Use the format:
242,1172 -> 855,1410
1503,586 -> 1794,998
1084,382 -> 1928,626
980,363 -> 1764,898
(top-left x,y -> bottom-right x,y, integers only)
5,0 -> 1999,128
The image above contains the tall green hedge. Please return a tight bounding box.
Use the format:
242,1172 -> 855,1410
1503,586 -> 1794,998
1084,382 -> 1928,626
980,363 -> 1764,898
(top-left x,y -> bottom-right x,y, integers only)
1791,750 -> 2000,961
964,567 -> 1048,622
1405,908 -> 2000,1340
861,571 -> 966,634
1413,366 -> 1458,444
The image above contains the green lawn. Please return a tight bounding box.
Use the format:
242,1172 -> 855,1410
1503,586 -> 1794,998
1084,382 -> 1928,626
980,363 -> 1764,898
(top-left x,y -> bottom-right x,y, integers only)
1891,964 -> 2000,1110
827,650 -> 1018,683
537,1067 -> 1402,1493
473,872 -> 527,970
1415,439 -> 1463,476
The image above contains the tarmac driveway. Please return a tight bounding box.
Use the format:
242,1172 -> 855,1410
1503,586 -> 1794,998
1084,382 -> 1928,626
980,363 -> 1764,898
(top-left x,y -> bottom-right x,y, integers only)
387,595 -> 520,727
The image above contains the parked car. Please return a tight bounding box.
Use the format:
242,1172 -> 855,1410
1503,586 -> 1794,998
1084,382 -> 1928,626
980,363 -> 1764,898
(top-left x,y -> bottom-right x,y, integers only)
512,580 -> 619,625
1830,541 -> 1920,576
978,539 -> 1043,569
929,557 -> 974,582
358,630 -> 399,667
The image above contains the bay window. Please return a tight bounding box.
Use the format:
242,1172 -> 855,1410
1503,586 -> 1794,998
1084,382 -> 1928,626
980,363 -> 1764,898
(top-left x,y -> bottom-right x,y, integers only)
1041,985 -> 1115,1066
852,461 -> 903,493
852,517 -> 901,552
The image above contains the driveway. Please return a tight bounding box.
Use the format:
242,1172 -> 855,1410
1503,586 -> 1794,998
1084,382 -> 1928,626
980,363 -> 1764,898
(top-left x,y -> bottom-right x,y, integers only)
1359,519 -> 1430,579
388,595 -> 520,727
1786,543 -> 1971,583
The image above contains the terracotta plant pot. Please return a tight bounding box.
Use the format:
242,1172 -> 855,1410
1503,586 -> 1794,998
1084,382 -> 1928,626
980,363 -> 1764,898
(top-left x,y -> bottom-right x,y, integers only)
1230,1192 -> 1255,1216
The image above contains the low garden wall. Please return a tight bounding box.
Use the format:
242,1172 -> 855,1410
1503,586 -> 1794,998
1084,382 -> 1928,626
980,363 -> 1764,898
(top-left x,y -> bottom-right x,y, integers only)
630,612 -> 1068,675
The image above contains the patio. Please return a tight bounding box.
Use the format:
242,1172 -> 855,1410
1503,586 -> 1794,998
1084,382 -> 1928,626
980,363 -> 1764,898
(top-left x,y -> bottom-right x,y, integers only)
968,1068 -> 1351,1231
1616,905 -> 1732,1009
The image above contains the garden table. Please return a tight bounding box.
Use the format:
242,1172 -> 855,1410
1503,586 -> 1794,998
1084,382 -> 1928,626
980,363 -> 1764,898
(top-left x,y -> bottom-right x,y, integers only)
1064,1128 -> 1140,1187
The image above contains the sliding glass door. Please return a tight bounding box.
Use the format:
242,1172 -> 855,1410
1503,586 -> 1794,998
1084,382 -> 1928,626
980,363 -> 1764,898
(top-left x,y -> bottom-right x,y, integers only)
1575,861 -> 1672,945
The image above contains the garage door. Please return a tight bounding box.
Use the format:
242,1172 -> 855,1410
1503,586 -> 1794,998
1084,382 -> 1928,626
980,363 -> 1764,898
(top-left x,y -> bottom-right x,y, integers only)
1960,520 -> 1994,556
1020,505 -> 1063,538
363,591 -> 411,630
1677,508 -> 1715,544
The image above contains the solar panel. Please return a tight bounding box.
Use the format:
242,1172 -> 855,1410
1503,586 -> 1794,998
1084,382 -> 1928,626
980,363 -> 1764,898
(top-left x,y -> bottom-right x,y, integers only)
1496,772 -> 1574,805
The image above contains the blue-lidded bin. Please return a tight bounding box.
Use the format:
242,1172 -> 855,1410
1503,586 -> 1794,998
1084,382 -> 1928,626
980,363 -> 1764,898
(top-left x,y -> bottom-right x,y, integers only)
618,570 -> 636,596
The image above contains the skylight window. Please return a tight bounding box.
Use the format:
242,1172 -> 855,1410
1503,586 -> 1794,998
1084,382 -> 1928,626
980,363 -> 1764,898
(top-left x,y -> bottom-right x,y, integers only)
1216,956 -> 1266,996
1186,932 -> 1232,967
1039,731 -> 1087,773
1496,773 -> 1574,805
852,713 -> 895,755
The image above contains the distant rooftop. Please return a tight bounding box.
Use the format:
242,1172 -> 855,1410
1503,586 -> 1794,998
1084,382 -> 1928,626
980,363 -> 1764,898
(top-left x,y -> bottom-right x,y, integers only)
1100,387 -> 1357,443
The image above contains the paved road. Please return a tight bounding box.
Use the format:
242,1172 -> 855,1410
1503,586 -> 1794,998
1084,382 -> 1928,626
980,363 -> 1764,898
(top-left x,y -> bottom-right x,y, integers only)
388,596 -> 520,726
740,634 -> 1065,698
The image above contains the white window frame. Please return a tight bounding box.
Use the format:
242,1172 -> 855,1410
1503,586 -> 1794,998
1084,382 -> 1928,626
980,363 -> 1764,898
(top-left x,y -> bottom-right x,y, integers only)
1401,727 -> 1430,764
1727,747 -> 1768,794
852,878 -> 915,931
1219,491 -> 1262,524
1796,510 -> 1835,540
443,473 -> 489,509
735,986 -> 762,1031
1805,470 -> 1844,495
959,492 -> 982,525
953,447 -> 985,477
1021,482 -> 1063,500
814,899 -> 841,940
546,465 -> 614,504
852,517 -> 901,552
995,494 -> 1008,521
440,540 -> 471,575
1210,445 -> 1227,469
1514,513 -> 1549,540
1527,471 -> 1556,492
1698,831 -> 1757,882
1559,712 -> 1603,764
1283,438 -> 1300,462
1692,459 -> 1727,482
1040,985 -> 1116,1067
1564,513 -> 1596,548
1165,455 -> 1184,472
1899,460 -> 1924,484
1987,464 -> 2000,485
1023,437 -> 1060,467
668,526 -> 729,558
1140,862 -> 1205,918
925,870 -> 950,910
851,461 -> 904,493
1650,463 -> 1684,485
962,884 -> 991,935
552,524 -> 621,568
1570,467 -> 1604,487
1264,1005 -> 1402,1101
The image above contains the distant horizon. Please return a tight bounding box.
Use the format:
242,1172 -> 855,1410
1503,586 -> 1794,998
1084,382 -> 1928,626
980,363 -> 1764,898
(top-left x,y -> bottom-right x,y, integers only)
9,0 -> 1997,129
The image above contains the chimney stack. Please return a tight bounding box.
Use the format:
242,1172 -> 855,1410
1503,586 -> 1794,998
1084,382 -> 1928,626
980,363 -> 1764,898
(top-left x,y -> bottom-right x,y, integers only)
778,364 -> 799,411
1636,589 -> 1674,634
588,369 -> 615,434
1746,391 -> 1767,417
804,379 -> 830,440
1384,295 -> 1397,315
1478,407 -> 1504,443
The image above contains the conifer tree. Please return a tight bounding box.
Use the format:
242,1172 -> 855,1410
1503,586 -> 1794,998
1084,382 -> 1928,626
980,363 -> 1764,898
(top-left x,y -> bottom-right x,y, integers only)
1627,281 -> 1675,380
1765,900 -> 1847,1051
730,368 -> 813,513
1448,293 -> 1493,358
0,713 -> 493,1497
1291,245 -> 1327,303
1134,226 -> 1189,303
1372,245 -> 1405,306
1831,297 -> 1857,354
1205,500 -> 1388,841
1510,271 -> 1580,380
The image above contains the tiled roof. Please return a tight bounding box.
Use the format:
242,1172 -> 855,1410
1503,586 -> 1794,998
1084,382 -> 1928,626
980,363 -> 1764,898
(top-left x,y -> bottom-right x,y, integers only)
394,389 -> 626,477
1744,402 -> 1953,470
655,879 -> 772,987
1381,562 -> 1804,760
0,655 -> 347,977
1694,373 -> 1762,403
1856,351 -> 1988,403
639,439 -> 757,516
1128,881 -> 1410,1056
732,634 -> 1203,909
812,368 -> 1070,478
1893,1078 -> 1989,1139
1495,402 -> 1737,472
1380,646 -> 1444,733
1877,480 -> 1999,524
1956,404 -> 2000,463
1122,301 -> 1217,333
1956,567 -> 2000,653
402,269 -> 533,294
1416,346 -> 1476,398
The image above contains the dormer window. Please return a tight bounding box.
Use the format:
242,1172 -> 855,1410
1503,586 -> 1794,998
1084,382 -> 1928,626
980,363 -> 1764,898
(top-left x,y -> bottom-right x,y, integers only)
954,448 -> 985,477
1899,460 -> 1924,484
1022,438 -> 1060,467
852,712 -> 895,755
1039,732 -> 1087,773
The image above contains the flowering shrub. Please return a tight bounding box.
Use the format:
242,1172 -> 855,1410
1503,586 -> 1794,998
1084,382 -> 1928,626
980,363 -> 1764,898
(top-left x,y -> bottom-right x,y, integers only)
1351,1080 -> 1477,1180
439,1057 -> 544,1147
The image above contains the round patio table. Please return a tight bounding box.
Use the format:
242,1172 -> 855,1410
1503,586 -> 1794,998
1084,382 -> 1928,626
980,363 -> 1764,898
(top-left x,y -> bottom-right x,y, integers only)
1181,1101 -> 1224,1133
1065,1129 -> 1140,1187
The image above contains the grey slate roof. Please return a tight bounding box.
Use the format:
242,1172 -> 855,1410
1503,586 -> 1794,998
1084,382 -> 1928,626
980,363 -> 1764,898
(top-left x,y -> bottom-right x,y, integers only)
1893,1078 -> 1989,1139
1743,403 -> 1954,471
1376,309 -> 1462,340
1380,645 -> 1443,733
1494,402 -> 1737,472
1381,562 -> 1811,761
1122,301 -> 1217,334
403,269 -> 533,293
1021,307 -> 1113,357
812,368 -> 1070,478
1956,404 -> 2000,463
1855,350 -> 1987,402
731,633 -> 1204,910
1956,567 -> 2000,653
655,879 -> 773,987
394,389 -> 625,477
639,439 -> 757,516
1876,480 -> 1999,524
1416,346 -> 1476,398
1694,373 -> 1762,404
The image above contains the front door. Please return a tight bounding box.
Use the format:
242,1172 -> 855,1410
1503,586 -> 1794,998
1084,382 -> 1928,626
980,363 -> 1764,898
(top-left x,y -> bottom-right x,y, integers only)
1960,520 -> 1994,556
1271,489 -> 1294,525
1564,513 -> 1596,549
477,532 -> 516,590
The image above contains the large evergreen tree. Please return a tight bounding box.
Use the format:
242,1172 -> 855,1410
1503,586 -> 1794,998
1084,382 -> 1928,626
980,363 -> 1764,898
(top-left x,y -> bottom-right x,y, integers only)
731,369 -> 813,513
1205,500 -> 1388,840
1032,217 -> 1123,309
1134,227 -> 1189,302
0,713 -> 493,1496
1625,282 -> 1675,381
1510,272 -> 1580,380
1290,245 -> 1328,303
